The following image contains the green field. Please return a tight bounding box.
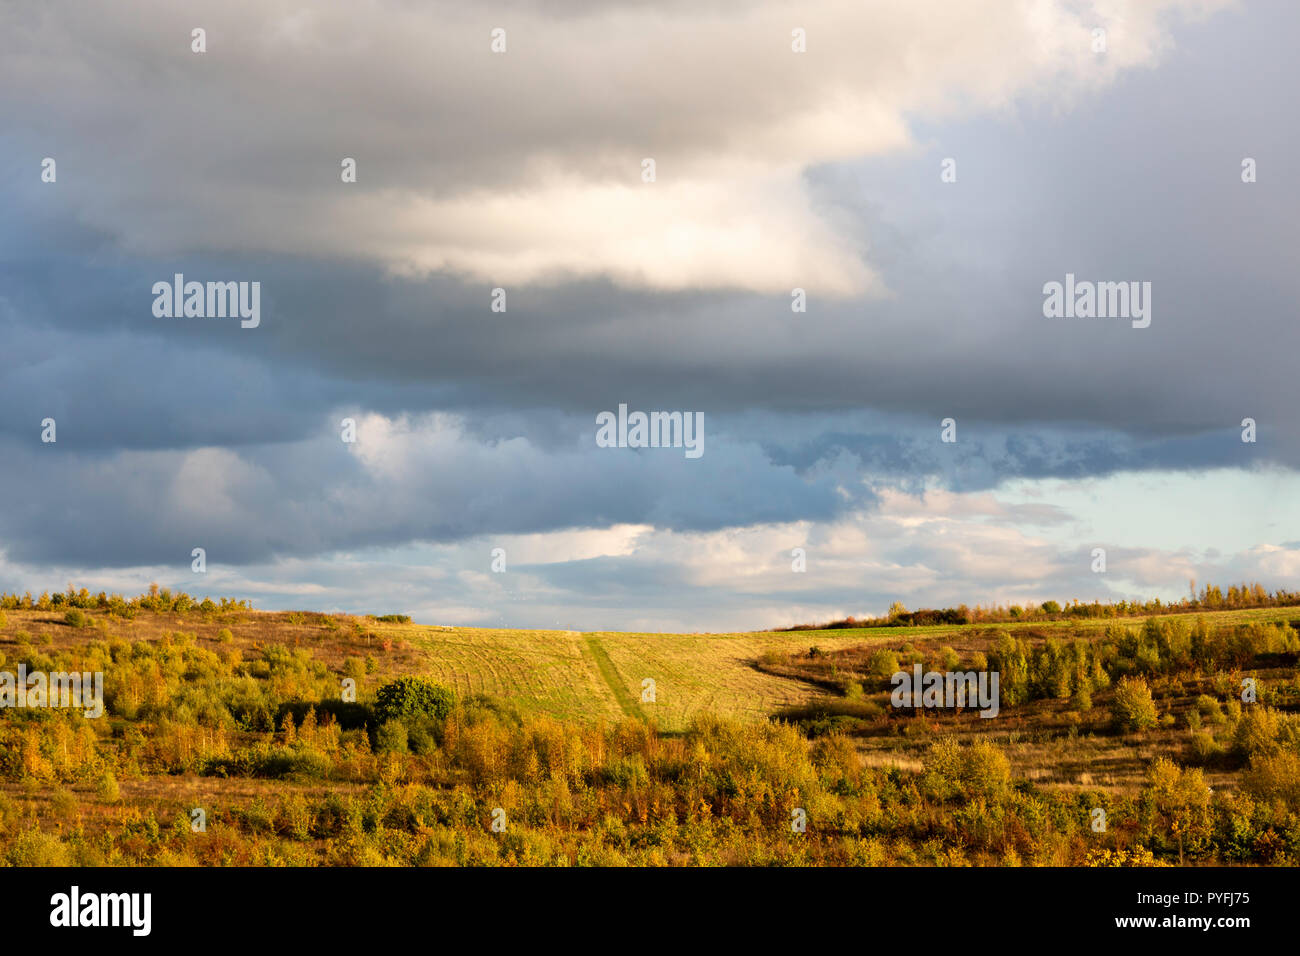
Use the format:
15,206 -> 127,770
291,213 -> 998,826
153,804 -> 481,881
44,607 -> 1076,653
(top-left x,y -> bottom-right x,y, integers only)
388,625 -> 872,729
377,605 -> 1300,730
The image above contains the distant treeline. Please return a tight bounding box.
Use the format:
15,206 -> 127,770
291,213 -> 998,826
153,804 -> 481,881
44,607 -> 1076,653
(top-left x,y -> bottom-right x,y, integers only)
780,583 -> 1300,631
0,585 -> 417,624
0,583 -> 251,617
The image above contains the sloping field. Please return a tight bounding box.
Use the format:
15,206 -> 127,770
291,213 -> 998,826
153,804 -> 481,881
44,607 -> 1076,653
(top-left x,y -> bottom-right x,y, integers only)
391,624 -> 876,730
347,606 -> 1300,731
6,603 -> 1293,734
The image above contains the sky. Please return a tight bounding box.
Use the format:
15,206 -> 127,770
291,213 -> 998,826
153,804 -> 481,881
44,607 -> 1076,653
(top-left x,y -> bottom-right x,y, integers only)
1,0 -> 1296,631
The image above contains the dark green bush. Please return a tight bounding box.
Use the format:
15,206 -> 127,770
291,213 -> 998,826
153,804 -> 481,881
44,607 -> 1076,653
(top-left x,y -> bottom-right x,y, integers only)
374,676 -> 456,724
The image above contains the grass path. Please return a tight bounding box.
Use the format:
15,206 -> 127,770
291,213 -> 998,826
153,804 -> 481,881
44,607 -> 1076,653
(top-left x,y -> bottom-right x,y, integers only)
580,632 -> 642,719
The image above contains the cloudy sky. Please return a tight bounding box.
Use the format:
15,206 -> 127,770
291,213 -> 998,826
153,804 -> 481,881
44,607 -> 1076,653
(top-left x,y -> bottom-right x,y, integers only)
1,0 -> 1296,631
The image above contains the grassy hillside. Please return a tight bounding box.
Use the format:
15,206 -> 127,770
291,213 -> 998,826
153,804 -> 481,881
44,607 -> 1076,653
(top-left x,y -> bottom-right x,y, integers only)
1,597 -> 1298,866
1,608 -> 882,729
20,602 -> 1284,731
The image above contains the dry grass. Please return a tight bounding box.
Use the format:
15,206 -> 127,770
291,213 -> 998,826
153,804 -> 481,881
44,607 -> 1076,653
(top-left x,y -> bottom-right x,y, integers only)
4,603 -> 1295,793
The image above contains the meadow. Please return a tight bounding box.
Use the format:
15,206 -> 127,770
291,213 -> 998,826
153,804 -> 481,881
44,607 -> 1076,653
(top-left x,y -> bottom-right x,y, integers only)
0,586 -> 1297,866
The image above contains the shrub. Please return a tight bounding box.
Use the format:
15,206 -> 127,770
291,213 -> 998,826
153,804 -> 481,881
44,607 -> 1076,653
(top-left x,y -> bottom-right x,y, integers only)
217,628 -> 234,643
922,737 -> 1011,802
50,788 -> 78,822
6,830 -> 71,867
1232,707 -> 1285,758
376,614 -> 411,624
1242,751 -> 1300,803
376,719 -> 409,754
96,771 -> 120,803
602,754 -> 650,789
1110,676 -> 1158,731
963,740 -> 1012,799
406,718 -> 440,756
63,608 -> 89,628
1195,694 -> 1224,724
285,748 -> 332,780
1189,732 -> 1221,764
866,649 -> 900,680
374,676 -> 456,724
920,737 -> 963,801
342,657 -> 367,684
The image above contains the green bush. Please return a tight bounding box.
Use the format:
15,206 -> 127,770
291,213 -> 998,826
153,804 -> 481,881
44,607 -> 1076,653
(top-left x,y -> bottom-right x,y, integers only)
406,717 -> 440,755
96,771 -> 121,803
1196,694 -> 1224,722
866,649 -> 900,680
63,608 -> 89,628
374,676 -> 456,724
1110,676 -> 1158,731
376,719 -> 409,754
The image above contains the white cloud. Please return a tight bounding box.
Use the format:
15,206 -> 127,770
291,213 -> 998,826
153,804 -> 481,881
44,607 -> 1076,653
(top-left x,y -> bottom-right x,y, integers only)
1,0 -> 1229,294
